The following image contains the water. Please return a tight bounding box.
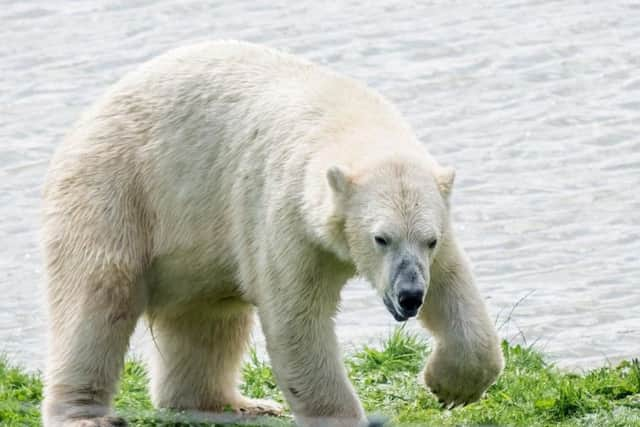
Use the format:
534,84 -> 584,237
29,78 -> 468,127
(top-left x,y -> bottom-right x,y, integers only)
1,0 -> 639,372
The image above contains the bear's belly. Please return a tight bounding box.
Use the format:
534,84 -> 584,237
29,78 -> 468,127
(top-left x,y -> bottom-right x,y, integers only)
144,248 -> 247,312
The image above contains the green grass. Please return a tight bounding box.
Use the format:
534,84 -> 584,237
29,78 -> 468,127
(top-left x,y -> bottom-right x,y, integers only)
1,329 -> 639,426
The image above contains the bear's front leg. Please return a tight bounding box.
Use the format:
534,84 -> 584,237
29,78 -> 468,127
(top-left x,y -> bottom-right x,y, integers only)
257,272 -> 367,427
419,231 -> 504,407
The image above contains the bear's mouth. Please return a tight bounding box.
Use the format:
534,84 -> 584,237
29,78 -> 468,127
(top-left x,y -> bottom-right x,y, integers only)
383,293 -> 410,322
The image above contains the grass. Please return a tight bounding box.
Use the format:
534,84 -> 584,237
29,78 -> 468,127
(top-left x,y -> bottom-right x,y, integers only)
1,329 -> 639,426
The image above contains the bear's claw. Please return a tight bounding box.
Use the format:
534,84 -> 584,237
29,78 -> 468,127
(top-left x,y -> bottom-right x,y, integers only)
68,416 -> 127,427
235,398 -> 284,416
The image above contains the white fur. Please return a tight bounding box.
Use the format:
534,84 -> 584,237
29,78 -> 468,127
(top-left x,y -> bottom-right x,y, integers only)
42,41 -> 502,427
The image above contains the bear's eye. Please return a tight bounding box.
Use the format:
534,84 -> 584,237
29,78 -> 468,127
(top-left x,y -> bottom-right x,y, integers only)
427,238 -> 438,250
374,235 -> 390,247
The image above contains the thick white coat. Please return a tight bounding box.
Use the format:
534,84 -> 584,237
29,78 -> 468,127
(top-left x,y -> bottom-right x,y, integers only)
42,41 -> 503,427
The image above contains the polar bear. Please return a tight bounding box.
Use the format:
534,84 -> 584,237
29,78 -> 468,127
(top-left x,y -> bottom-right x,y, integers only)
41,41 -> 503,427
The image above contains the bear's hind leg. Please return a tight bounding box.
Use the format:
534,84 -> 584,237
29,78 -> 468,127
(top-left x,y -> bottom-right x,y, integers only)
148,304 -> 283,417
42,265 -> 146,427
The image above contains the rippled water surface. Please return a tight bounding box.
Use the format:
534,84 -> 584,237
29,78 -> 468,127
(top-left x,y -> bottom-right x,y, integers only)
1,0 -> 639,371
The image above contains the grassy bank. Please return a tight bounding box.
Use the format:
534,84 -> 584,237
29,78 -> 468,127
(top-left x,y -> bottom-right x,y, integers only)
1,329 -> 639,426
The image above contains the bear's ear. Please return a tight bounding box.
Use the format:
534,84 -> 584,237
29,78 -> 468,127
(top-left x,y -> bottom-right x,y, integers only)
326,165 -> 352,195
436,166 -> 455,196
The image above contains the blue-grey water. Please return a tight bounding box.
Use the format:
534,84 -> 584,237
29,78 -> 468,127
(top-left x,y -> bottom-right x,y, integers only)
1,0 -> 639,371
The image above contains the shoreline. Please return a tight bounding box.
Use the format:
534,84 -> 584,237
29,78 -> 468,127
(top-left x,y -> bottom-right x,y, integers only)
1,329 -> 639,426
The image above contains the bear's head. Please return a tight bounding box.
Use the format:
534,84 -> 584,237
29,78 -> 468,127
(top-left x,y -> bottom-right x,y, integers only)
326,159 -> 455,321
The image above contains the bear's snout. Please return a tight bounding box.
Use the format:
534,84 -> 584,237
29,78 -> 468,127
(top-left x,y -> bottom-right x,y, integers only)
395,272 -> 425,318
385,255 -> 427,320
397,286 -> 424,313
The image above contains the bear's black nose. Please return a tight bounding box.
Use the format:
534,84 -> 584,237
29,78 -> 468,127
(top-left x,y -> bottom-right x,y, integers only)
397,288 -> 424,313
